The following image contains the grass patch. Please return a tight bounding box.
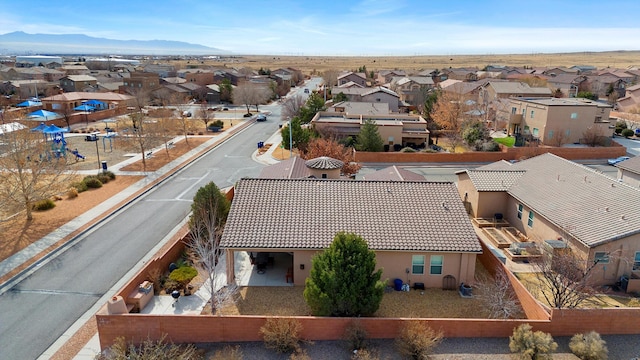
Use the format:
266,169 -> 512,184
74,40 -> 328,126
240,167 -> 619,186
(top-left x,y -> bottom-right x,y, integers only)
494,136 -> 515,147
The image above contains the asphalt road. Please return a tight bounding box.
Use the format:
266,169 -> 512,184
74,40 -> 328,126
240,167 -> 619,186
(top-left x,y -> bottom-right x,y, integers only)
0,88 -> 301,359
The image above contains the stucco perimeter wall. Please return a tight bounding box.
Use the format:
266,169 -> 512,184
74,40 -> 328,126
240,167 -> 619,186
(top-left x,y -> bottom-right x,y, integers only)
354,143 -> 625,163
96,314 -> 542,349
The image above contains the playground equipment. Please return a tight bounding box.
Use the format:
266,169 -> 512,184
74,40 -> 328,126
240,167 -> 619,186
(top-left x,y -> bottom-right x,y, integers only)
70,148 -> 85,161
31,123 -> 69,160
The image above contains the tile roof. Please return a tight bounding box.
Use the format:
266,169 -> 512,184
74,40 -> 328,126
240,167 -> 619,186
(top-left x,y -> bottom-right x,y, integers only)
615,155 -> 640,175
258,157 -> 311,179
486,81 -> 551,95
470,154 -> 640,247
221,178 -> 481,253
464,170 -> 526,191
362,166 -> 425,181
41,91 -> 133,102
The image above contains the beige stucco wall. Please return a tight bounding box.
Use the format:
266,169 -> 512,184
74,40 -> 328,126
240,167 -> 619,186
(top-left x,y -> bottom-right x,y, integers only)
589,233 -> 640,286
361,92 -> 399,112
292,249 -> 477,288
508,99 -> 613,145
307,167 -> 341,179
456,174 -> 480,216
619,169 -> 640,188
376,124 -> 403,145
476,192 -> 509,219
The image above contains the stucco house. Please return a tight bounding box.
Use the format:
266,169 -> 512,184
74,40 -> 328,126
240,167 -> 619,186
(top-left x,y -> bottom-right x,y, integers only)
333,86 -> 401,112
478,81 -> 552,103
456,153 -> 640,289
615,155 -> 640,188
338,71 -> 367,87
389,76 -> 435,106
503,97 -> 613,145
60,75 -> 98,92
616,83 -> 640,112
258,156 -> 344,179
221,178 -> 482,289
311,111 -> 429,148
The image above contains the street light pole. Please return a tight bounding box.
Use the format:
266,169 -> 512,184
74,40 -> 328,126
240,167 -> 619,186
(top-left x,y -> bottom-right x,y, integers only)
289,117 -> 292,159
95,137 -> 101,171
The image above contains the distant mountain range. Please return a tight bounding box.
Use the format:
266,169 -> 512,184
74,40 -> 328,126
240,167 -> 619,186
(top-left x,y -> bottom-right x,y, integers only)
0,31 -> 229,56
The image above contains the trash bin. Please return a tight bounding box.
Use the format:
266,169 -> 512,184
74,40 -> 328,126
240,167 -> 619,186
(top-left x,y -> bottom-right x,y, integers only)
101,161 -> 107,172
620,275 -> 629,292
393,278 -> 403,291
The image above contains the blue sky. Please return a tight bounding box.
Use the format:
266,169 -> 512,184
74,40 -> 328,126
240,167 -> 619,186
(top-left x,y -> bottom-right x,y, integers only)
1,0 -> 639,55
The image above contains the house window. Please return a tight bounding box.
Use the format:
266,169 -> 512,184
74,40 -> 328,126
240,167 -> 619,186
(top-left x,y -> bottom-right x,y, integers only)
527,211 -> 534,227
412,255 -> 425,275
321,173 -> 327,179
511,107 -> 517,115
571,112 -> 578,119
565,129 -> 571,137
530,110 -> 535,118
594,252 -> 609,264
533,128 -> 539,137
517,204 -> 523,219
548,130 -> 554,139
430,255 -> 443,275
595,116 -> 602,123
633,252 -> 640,271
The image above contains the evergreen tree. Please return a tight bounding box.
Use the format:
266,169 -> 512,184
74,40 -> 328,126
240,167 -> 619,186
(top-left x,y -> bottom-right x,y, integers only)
190,181 -> 230,232
356,119 -> 384,152
304,232 -> 385,317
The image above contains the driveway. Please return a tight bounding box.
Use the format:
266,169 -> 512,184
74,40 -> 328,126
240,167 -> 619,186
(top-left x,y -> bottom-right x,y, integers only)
612,136 -> 640,156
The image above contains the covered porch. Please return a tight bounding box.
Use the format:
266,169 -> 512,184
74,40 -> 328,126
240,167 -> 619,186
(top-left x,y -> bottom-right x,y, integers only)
229,250 -> 294,287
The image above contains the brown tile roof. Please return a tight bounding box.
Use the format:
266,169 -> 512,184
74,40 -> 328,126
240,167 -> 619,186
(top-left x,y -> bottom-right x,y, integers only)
221,178 -> 481,253
362,166 -> 425,181
258,157 -> 311,179
470,154 -> 640,247
464,170 -> 526,191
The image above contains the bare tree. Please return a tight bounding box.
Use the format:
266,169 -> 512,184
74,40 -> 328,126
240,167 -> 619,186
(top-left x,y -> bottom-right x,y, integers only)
281,94 -> 306,120
232,83 -> 255,115
530,249 -> 613,308
196,101 -> 214,132
187,190 -> 237,314
0,127 -> 76,220
581,126 -> 605,147
548,128 -> 568,147
476,269 -> 522,319
322,69 -> 339,101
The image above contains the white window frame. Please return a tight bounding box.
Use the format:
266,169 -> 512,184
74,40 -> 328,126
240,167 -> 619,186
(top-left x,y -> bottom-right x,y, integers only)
430,255 -> 443,275
412,255 -> 425,275
594,252 -> 609,264
517,204 -> 523,219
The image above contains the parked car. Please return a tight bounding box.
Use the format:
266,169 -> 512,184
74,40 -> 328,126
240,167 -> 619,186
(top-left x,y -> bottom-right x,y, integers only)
256,114 -> 267,122
304,88 -> 310,93
608,156 -> 630,165
182,111 -> 192,117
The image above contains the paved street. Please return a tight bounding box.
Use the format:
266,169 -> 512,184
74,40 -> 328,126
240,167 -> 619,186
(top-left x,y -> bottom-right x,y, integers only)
0,86 -> 304,359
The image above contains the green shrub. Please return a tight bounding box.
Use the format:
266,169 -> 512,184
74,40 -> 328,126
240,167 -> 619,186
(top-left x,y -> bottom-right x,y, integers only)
211,119 -> 224,128
569,331 -> 608,360
260,317 -> 302,354
509,324 -> 557,359
344,320 -> 369,351
97,173 -> 111,184
168,266 -> 198,287
83,176 -> 103,189
72,181 -> 88,193
621,128 -> 635,137
627,297 -> 640,307
163,278 -> 181,293
104,171 -> 116,180
33,199 -> 56,211
395,321 -> 442,360
67,187 -> 79,199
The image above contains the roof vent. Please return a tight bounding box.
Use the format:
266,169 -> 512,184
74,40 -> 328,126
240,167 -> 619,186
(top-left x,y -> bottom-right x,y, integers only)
621,215 -> 626,220
442,201 -> 449,210
605,207 -> 609,212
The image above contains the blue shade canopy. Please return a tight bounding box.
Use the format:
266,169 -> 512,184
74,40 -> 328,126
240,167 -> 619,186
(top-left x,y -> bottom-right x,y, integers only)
83,99 -> 105,106
27,109 -> 61,120
31,122 -> 48,132
43,124 -> 69,134
74,104 -> 95,111
17,100 -> 42,107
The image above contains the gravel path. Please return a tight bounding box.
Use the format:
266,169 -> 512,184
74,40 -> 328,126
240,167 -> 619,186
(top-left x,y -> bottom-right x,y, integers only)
200,335 -> 640,359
